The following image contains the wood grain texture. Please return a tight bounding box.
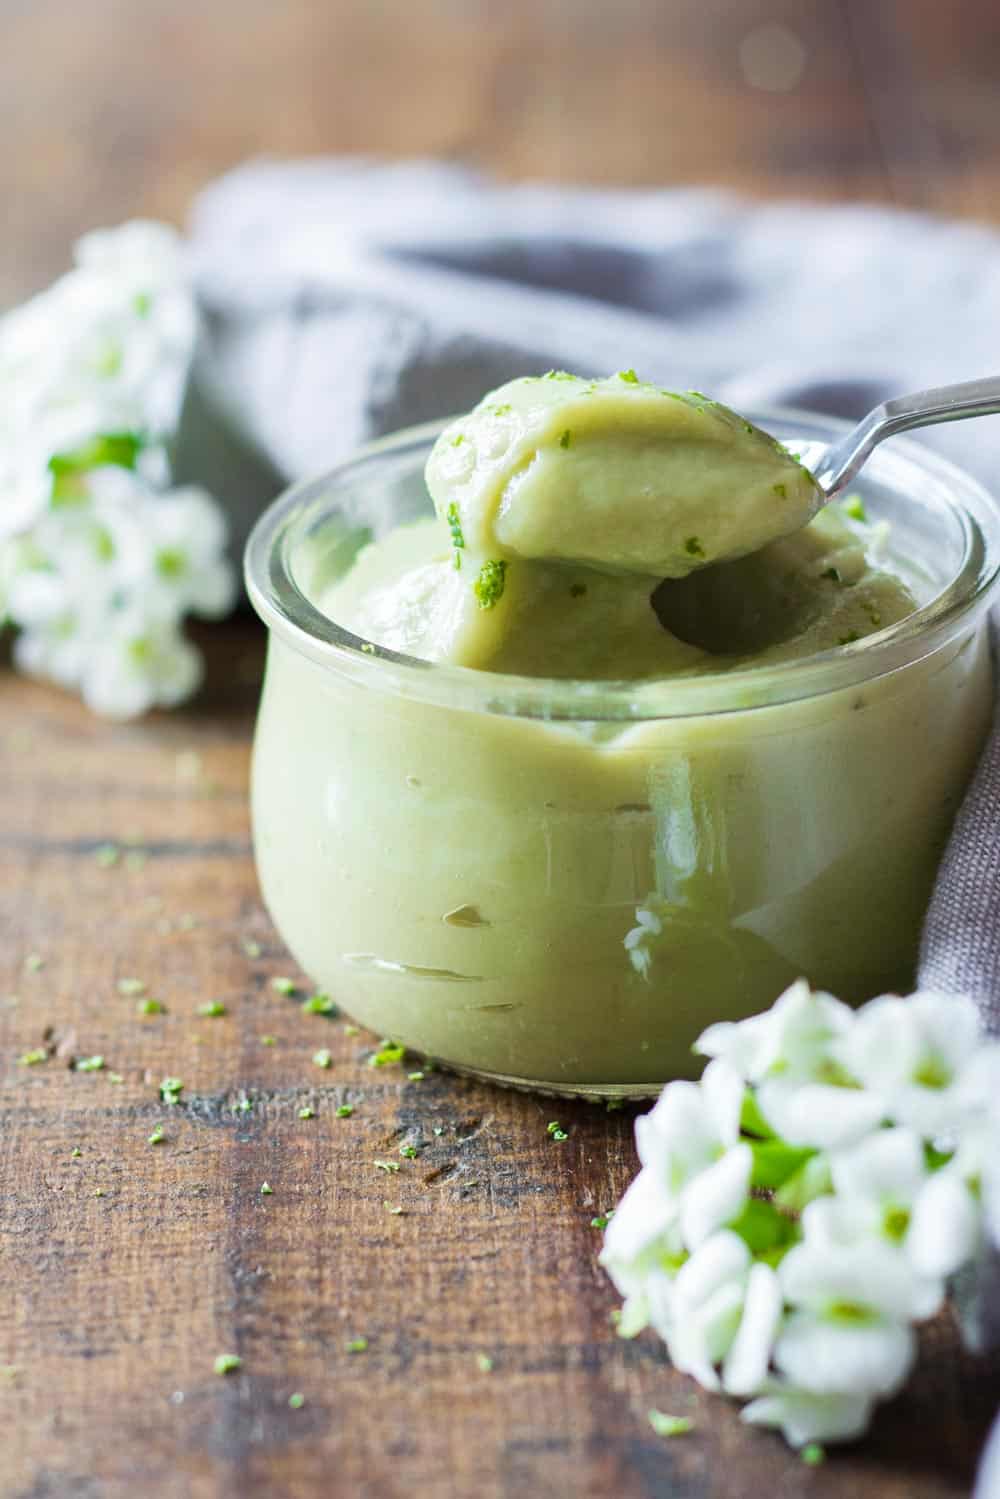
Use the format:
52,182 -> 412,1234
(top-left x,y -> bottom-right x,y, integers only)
4,1 -> 1000,1492
1,624 -> 998,1498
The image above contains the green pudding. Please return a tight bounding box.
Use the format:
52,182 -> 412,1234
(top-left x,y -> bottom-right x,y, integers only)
247,381 -> 996,1095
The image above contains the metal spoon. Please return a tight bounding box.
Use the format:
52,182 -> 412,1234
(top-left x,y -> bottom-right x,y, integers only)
796,375 -> 1000,500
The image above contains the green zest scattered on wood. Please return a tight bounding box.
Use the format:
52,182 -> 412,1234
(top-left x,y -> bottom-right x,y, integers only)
160,1077 -> 184,1104
299,1106 -> 315,1119
117,977 -> 146,996
345,1337 -> 368,1354
546,1121 -> 568,1141
148,1125 -> 165,1146
271,976 -> 297,995
260,1182 -> 273,1196
302,993 -> 337,1015
590,1213 -> 612,1230
213,1354 -> 242,1376
18,1048 -> 47,1066
374,1159 -> 400,1174
138,998 -> 164,1015
75,1056 -> 105,1072
261,1035 -> 277,1046
336,1104 -> 353,1118
94,843 -> 120,868
24,954 -> 44,972
288,1392 -> 305,1410
476,1353 -> 494,1373
71,1147 -> 82,1158
242,939 -> 262,959
197,1001 -> 226,1017
399,1144 -> 418,1159
384,1201 -> 404,1215
407,1070 -> 425,1082
801,1443 -> 826,1466
473,559 -> 507,610
369,1040 -> 405,1068
312,1049 -> 332,1069
648,1411 -> 693,1438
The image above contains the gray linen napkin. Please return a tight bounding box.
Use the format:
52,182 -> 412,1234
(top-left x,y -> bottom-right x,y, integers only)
181,161 -> 1000,1473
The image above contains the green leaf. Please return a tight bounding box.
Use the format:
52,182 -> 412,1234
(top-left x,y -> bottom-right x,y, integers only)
774,1153 -> 834,1214
749,1139 -> 816,1191
728,1198 -> 798,1256
739,1090 -> 776,1139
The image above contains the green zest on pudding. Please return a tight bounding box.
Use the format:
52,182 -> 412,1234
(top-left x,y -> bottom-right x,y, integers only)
324,372 -> 916,676
247,372 -> 996,1094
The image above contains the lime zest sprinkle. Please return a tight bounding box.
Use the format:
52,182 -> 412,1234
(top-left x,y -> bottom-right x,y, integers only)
374,1159 -> 401,1174
160,1077 -> 184,1103
76,1056 -> 105,1072
148,1125 -> 165,1145
213,1354 -> 242,1376
546,1121 -> 569,1141
336,1104 -> 353,1118
18,1048 -> 48,1066
476,1353 -> 494,1373
197,1001 -> 226,1017
369,1041 -> 405,1068
407,1071 -> 425,1082
242,939 -> 262,959
24,955 -> 44,972
648,1410 -> 693,1438
312,1048 -> 333,1069
473,559 -> 507,610
288,1392 -> 305,1409
261,1035 -> 277,1047
71,1147 -> 83,1158
299,1106 -> 315,1119
271,976 -> 297,996
94,843 -> 120,868
117,977 -> 146,996
801,1443 -> 826,1466
345,1337 -> 368,1354
138,998 -> 165,1015
843,494 -> 868,522
302,993 -> 338,1016
260,1182 -> 273,1196
399,1144 -> 418,1159
617,369 -> 640,384
384,1201 -> 404,1215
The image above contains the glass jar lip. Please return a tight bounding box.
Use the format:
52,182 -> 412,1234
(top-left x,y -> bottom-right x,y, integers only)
245,408 -> 1000,722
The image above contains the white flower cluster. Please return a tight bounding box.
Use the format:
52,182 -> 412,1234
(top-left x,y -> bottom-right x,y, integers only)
601,981 -> 1000,1450
0,222 -> 235,717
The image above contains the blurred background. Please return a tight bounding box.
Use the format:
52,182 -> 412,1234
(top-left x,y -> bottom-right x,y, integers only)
4,0 -> 1000,307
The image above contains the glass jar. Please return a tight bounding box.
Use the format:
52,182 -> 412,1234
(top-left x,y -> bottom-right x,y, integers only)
245,411 -> 999,1098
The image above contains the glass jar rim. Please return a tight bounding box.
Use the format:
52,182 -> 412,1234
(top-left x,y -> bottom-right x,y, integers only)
245,408 -> 1000,722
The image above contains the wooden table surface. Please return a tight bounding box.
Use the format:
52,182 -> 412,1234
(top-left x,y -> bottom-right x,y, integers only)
4,2 -> 1000,1496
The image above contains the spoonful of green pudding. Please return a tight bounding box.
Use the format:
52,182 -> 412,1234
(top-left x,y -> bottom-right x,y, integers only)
325,368 -> 1000,676
425,370 -> 822,580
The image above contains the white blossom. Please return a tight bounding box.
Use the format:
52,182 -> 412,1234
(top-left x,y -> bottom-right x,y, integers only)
774,1239 -> 917,1397
832,991 -> 991,1136
0,221 -> 234,717
635,1059 -> 751,1249
742,1382 -> 873,1447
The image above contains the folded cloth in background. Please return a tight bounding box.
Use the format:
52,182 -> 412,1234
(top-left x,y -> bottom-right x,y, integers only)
181,161 -> 1000,1437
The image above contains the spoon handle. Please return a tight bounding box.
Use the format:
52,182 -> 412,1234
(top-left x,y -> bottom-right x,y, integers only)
812,375 -> 1000,497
